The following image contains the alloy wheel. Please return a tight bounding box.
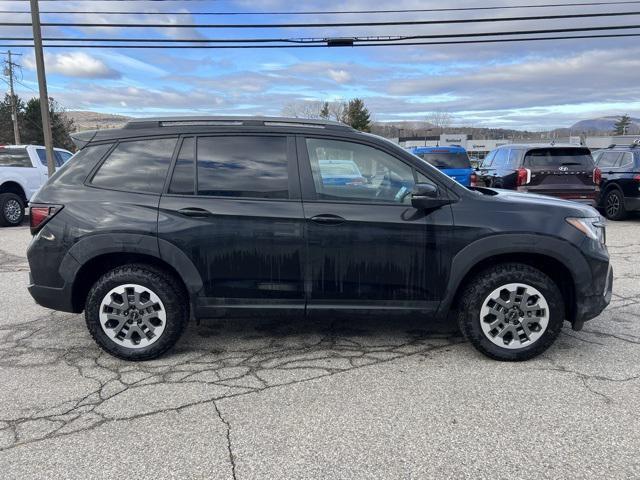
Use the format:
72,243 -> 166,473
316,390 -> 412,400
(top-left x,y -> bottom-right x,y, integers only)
606,191 -> 620,218
99,283 -> 167,349
4,199 -> 22,224
479,283 -> 549,349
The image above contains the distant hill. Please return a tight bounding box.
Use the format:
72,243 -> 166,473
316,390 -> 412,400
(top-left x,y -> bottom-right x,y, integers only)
63,111 -> 131,131
569,116 -> 640,134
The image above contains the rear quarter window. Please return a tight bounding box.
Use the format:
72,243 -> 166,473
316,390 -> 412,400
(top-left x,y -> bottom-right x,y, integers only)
90,138 -> 178,194
524,148 -> 594,168
0,148 -> 31,167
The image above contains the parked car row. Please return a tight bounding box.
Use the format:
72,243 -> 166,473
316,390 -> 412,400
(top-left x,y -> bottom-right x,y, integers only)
0,144 -> 73,226
407,141 -> 640,221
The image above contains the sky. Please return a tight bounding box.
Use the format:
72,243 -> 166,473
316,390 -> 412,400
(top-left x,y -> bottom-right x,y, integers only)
2,0 -> 640,130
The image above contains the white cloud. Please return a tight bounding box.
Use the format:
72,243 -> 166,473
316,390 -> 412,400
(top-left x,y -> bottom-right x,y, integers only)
328,69 -> 351,83
25,52 -> 120,79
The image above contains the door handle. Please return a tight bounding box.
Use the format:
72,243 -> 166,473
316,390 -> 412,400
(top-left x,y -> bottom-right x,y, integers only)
309,214 -> 346,225
178,207 -> 212,218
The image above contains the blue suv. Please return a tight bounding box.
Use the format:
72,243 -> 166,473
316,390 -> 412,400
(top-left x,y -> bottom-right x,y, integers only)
409,145 -> 476,186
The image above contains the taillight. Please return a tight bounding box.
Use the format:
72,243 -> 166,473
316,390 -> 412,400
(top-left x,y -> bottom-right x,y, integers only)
516,168 -> 531,187
470,172 -> 477,187
633,174 -> 640,182
29,204 -> 63,235
593,168 -> 602,185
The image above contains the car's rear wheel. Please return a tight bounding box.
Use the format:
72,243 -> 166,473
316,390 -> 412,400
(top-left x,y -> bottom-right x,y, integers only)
0,193 -> 25,227
457,263 -> 565,361
85,264 -> 188,361
604,189 -> 627,220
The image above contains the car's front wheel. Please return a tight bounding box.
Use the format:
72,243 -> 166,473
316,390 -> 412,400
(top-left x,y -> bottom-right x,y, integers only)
457,263 -> 565,361
85,264 -> 188,361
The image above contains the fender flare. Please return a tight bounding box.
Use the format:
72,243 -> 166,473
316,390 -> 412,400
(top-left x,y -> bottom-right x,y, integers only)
0,177 -> 29,200
435,233 -> 590,320
60,233 -> 203,295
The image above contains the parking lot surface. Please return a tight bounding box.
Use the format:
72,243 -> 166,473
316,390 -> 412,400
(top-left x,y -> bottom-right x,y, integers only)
1,218 -> 639,479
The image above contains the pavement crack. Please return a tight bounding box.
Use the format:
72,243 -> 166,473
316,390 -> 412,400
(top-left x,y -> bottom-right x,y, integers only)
213,400 -> 237,480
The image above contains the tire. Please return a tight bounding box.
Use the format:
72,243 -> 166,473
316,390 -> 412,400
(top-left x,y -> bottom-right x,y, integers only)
603,188 -> 627,221
0,193 -> 25,227
457,263 -> 565,361
85,264 -> 189,361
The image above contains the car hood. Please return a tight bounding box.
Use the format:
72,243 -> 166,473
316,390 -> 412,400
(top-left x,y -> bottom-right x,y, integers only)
472,187 -> 600,217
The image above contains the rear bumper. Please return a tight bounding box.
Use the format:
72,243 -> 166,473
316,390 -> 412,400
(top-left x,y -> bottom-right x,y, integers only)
27,272 -> 77,313
624,196 -> 640,212
517,188 -> 598,206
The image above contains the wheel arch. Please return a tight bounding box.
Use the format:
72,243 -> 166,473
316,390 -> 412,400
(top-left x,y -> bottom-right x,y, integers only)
0,181 -> 27,203
61,234 -> 203,313
437,234 -> 590,325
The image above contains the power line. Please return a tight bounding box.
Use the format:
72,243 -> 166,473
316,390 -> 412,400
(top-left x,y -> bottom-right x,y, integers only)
2,32 -> 640,49
3,1 -> 640,15
3,10 -> 640,28
2,23 -> 640,44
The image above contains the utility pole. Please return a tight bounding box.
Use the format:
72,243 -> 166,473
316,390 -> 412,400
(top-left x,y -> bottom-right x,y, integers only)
2,50 -> 22,144
30,0 -> 56,176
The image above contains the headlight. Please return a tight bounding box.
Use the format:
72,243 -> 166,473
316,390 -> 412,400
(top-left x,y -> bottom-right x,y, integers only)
566,216 -> 606,244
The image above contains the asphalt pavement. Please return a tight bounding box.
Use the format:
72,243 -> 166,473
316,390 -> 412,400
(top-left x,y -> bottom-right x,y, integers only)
0,217 -> 639,479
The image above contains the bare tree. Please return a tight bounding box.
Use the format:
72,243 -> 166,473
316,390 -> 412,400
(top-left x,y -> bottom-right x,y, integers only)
281,101 -> 324,119
281,100 -> 348,122
426,110 -> 453,133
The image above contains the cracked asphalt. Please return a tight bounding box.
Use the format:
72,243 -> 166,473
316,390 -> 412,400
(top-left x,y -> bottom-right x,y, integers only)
1,218 -> 639,479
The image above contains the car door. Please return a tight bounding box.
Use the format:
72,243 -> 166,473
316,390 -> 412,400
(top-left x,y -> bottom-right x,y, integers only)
595,150 -> 622,193
489,149 -> 510,188
477,150 -> 496,187
611,151 -> 637,198
158,134 -> 306,316
297,135 -> 454,315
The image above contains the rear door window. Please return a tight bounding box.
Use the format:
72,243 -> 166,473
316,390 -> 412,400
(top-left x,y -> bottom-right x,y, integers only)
0,148 -> 31,167
196,136 -> 289,199
90,137 -> 178,194
492,149 -> 509,169
595,151 -> 622,168
524,148 -> 594,168
619,152 -> 634,168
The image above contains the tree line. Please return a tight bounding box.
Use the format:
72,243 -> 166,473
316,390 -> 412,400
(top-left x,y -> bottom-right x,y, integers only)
0,94 -> 75,150
282,98 -> 372,132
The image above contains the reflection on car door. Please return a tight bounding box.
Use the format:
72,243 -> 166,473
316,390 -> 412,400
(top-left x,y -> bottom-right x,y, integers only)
158,135 -> 306,316
297,136 -> 454,316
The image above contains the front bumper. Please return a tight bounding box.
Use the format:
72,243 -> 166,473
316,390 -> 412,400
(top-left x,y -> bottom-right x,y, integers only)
572,263 -> 613,330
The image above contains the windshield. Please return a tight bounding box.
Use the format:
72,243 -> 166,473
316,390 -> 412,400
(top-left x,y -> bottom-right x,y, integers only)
416,152 -> 471,169
524,148 -> 594,168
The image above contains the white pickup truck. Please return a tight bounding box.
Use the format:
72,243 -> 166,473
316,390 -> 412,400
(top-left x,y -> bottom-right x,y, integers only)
0,144 -> 73,227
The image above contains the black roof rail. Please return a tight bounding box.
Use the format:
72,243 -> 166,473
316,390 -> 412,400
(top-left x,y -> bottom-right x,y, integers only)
607,144 -> 616,148
123,116 -> 352,131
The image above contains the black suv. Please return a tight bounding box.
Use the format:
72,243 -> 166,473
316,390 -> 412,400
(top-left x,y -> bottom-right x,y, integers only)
592,143 -> 640,220
477,144 -> 600,205
27,117 -> 612,362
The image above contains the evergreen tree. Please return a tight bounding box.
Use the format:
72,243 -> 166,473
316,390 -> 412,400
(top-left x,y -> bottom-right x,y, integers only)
614,114 -> 632,135
343,98 -> 371,132
319,101 -> 330,119
0,94 -> 25,144
21,97 -> 75,150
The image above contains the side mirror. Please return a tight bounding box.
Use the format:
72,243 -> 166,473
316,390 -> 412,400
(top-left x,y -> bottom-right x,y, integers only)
411,183 -> 452,210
